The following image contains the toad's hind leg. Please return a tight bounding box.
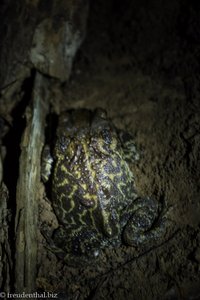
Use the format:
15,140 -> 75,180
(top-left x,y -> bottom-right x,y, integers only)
122,197 -> 173,248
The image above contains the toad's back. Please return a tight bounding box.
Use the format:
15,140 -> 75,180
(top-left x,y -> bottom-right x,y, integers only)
52,109 -> 133,240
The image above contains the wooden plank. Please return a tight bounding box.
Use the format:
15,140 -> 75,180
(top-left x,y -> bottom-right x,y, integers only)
15,72 -> 49,294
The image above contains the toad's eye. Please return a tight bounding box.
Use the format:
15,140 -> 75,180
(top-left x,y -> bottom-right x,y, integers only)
58,136 -> 70,152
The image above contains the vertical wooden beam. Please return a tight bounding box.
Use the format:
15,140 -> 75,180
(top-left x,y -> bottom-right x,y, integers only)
15,72 -> 49,294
